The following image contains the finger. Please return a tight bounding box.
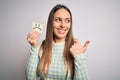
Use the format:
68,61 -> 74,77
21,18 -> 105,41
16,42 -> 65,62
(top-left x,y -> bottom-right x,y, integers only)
74,40 -> 81,46
83,41 -> 90,48
70,46 -> 76,55
27,38 -> 33,44
71,45 -> 76,50
74,40 -> 83,49
73,43 -> 81,51
27,37 -> 31,42
27,32 -> 31,39
32,31 -> 41,35
74,40 -> 80,44
29,32 -> 40,39
82,41 -> 90,53
33,34 -> 40,40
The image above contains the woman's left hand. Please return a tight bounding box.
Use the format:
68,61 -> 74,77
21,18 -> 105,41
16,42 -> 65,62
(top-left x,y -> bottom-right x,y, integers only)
70,40 -> 90,56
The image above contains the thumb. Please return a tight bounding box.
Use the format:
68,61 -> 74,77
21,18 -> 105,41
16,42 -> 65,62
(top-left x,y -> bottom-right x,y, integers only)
83,41 -> 90,47
81,41 -> 90,53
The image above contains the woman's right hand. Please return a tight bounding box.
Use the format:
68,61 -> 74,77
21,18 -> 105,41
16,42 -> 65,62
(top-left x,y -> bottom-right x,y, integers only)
26,31 -> 40,46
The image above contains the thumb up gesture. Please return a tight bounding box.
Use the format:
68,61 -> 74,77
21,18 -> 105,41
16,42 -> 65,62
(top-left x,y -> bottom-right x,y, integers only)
70,40 -> 90,56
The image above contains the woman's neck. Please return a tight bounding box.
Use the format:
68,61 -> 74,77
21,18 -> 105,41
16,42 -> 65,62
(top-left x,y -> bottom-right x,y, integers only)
54,38 -> 65,43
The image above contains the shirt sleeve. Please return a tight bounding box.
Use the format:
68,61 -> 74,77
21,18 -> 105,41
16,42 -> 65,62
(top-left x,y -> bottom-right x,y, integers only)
25,45 -> 40,80
73,53 -> 89,80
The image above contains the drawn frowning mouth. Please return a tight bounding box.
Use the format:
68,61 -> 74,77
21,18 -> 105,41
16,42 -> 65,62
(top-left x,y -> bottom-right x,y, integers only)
33,27 -> 41,31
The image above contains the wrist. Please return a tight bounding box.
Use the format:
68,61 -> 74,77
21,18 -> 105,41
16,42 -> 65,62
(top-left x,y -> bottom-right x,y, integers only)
31,42 -> 39,46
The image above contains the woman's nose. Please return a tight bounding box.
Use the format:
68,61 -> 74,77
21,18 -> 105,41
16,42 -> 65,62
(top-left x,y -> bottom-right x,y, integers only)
60,21 -> 66,28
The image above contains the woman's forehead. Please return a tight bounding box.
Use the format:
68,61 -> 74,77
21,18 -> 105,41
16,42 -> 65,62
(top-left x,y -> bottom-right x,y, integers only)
54,8 -> 70,18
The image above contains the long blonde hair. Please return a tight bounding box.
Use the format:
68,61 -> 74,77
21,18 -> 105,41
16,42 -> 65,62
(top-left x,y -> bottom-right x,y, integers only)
37,4 -> 75,79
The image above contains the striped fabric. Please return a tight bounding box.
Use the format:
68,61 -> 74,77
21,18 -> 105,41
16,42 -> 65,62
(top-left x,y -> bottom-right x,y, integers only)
25,41 -> 89,80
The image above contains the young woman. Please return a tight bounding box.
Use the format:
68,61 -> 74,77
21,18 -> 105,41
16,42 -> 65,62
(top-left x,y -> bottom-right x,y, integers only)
26,4 -> 90,80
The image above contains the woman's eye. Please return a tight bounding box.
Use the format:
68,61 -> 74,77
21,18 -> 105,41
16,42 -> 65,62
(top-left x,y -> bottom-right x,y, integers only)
65,19 -> 71,23
55,18 -> 60,22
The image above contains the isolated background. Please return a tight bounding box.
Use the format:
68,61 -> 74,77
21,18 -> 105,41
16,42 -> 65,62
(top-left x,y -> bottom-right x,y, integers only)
0,0 -> 120,80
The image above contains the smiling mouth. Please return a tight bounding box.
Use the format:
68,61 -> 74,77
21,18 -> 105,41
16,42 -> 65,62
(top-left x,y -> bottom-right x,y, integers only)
57,28 -> 67,34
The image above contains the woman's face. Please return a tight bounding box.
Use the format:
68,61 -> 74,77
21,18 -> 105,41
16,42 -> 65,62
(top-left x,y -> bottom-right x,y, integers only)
53,8 -> 71,42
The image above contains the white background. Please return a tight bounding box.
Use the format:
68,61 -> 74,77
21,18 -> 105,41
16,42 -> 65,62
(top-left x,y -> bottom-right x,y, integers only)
0,0 -> 120,80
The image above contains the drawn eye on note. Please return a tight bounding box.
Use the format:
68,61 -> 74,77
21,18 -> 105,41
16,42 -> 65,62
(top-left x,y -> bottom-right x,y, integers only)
32,21 -> 44,33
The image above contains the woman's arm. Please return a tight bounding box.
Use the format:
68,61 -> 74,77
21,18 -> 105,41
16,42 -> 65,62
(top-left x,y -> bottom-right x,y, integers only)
26,31 -> 41,80
73,54 -> 88,80
25,46 -> 40,80
70,40 -> 90,80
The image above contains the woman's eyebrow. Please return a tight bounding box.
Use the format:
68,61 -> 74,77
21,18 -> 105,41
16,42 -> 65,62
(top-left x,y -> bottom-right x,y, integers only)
65,18 -> 71,19
54,17 -> 71,19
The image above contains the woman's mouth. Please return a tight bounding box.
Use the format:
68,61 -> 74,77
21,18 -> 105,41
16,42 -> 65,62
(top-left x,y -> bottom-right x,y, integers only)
57,28 -> 67,34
